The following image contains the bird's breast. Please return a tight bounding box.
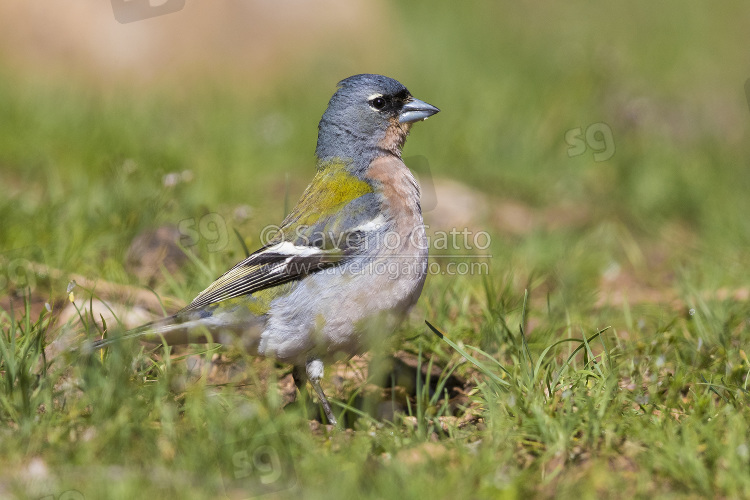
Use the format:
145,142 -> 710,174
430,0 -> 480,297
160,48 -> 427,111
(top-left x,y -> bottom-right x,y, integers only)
359,154 -> 428,307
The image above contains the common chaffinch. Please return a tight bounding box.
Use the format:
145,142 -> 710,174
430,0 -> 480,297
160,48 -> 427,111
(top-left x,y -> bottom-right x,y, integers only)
93,74 -> 440,425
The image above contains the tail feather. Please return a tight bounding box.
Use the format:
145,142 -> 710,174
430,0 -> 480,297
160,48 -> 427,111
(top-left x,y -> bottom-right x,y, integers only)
90,314 -> 206,350
87,310 -> 265,354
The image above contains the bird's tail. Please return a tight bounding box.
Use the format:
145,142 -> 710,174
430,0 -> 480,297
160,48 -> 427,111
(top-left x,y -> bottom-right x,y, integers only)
89,313 -> 208,351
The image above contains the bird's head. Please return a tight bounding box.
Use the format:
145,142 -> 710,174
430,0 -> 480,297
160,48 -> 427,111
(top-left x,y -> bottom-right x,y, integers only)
316,74 -> 439,170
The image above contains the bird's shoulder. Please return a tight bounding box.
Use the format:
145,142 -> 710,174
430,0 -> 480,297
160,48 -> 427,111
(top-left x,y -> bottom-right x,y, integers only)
182,161 -> 391,312
281,160 -> 375,229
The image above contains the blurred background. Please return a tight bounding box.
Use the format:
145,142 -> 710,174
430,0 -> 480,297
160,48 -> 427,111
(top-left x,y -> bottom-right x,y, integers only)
4,2 -> 750,498
1,0 -> 749,328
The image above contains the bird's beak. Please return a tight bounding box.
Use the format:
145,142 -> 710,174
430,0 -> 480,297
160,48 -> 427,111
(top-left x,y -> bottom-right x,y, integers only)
398,98 -> 440,124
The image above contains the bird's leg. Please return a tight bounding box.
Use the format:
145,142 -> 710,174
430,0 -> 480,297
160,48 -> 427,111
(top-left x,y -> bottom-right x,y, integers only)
291,364 -> 312,419
306,358 -> 337,426
292,365 -> 307,400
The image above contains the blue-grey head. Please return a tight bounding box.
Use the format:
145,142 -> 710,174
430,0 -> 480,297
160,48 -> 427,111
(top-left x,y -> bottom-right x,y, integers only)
315,74 -> 439,171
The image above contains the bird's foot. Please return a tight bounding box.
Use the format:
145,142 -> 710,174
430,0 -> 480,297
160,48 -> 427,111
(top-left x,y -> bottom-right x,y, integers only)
306,359 -> 338,426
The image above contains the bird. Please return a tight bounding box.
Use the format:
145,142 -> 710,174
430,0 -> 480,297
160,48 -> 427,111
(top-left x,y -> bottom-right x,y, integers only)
91,74 -> 440,425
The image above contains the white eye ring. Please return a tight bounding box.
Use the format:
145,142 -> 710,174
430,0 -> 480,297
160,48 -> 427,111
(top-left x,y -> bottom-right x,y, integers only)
368,94 -> 386,111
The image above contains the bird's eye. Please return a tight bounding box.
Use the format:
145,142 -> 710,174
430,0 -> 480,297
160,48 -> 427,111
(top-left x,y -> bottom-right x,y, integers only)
369,97 -> 386,110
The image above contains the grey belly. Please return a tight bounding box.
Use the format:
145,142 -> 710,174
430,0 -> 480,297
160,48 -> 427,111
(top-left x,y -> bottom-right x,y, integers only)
257,253 -> 427,365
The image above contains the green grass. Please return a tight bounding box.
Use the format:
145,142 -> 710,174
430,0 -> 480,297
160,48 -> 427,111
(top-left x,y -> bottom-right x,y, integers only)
2,0 -> 750,498
3,281 -> 750,498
